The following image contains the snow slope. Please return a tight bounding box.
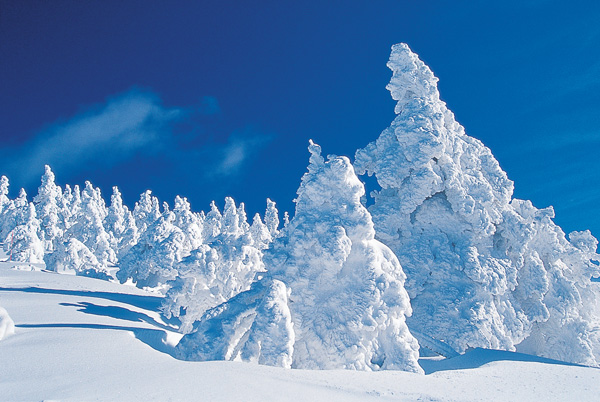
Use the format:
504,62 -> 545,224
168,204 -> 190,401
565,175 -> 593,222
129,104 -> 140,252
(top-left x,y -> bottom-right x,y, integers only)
1,259 -> 598,401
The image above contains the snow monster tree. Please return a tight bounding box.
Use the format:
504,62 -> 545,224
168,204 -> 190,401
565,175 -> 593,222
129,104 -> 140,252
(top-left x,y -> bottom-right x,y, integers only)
354,43 -> 600,366
176,141 -> 422,373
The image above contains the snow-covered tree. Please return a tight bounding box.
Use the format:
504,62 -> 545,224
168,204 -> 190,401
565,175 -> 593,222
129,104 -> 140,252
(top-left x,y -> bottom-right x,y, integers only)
45,238 -> 111,280
33,165 -> 63,252
264,198 -> 280,237
105,186 -> 139,257
0,176 -> 10,213
3,190 -> 44,263
64,182 -> 116,270
202,201 -> 222,243
0,176 -> 13,238
133,190 -> 161,234
176,142 -> 422,373
354,43 -> 600,365
117,211 -> 185,289
162,198 -> 266,334
172,195 -> 203,253
249,213 -> 271,249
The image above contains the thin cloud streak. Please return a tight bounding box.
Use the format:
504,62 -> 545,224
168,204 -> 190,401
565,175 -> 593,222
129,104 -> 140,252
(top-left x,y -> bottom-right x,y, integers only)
0,89 -> 184,185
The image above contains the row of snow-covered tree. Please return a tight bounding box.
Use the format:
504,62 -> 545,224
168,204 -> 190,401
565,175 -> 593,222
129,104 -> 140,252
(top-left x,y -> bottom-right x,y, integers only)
0,167 -> 285,332
2,43 -> 600,372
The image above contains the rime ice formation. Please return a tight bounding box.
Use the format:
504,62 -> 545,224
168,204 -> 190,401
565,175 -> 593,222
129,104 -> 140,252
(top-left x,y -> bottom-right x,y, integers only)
355,43 -> 600,365
176,142 -> 422,373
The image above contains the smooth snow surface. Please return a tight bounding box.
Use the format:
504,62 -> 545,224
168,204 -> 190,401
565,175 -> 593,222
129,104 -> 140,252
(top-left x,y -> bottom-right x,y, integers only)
1,261 -> 599,401
355,43 -> 600,365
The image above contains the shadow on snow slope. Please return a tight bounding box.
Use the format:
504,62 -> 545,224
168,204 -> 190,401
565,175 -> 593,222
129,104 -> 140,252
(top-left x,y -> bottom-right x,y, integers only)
419,347 -> 587,374
58,301 -> 173,331
0,286 -> 163,311
16,322 -> 177,357
2,285 -> 182,358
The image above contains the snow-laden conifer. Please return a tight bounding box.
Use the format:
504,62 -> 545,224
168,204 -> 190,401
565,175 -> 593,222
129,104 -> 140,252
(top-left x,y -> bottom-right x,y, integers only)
202,201 -> 222,243
33,165 -> 63,252
0,176 -> 10,213
133,190 -> 161,234
250,213 -> 271,249
176,142 -> 422,373
105,186 -> 139,257
172,195 -> 203,252
3,190 -> 44,263
45,238 -> 111,279
162,198 -> 266,333
117,210 -> 185,289
63,182 -> 116,271
264,198 -> 280,237
0,176 -> 13,239
354,43 -> 600,365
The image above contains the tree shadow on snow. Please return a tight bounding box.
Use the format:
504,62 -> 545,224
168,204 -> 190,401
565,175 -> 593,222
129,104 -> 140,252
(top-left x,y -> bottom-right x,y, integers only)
16,322 -> 178,357
0,286 -> 163,311
59,301 -> 172,331
419,348 -> 586,374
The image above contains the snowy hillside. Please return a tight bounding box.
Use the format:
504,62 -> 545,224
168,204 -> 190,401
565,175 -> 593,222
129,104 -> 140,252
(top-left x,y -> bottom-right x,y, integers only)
2,41 -> 600,400
1,260 -> 599,401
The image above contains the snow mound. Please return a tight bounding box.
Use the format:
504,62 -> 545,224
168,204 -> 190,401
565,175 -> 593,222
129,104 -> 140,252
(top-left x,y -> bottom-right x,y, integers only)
177,141 -> 422,373
0,306 -> 15,340
355,43 -> 600,366
175,276 -> 294,367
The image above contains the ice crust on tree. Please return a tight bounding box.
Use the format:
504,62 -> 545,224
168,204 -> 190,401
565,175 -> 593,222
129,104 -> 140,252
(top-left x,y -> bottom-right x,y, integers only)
354,43 -> 600,365
176,142 -> 422,373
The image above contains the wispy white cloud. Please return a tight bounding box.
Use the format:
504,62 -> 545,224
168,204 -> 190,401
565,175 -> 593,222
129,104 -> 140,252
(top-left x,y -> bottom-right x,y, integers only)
0,89 -> 273,192
1,89 -> 184,185
213,133 -> 272,177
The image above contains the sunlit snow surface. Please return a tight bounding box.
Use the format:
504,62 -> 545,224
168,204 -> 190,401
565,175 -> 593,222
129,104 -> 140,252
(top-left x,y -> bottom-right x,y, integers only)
1,259 -> 598,401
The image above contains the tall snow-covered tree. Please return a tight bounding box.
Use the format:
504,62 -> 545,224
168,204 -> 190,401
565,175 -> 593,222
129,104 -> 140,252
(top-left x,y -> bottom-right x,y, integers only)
202,201 -> 222,243
133,190 -> 162,234
172,195 -> 203,253
249,213 -> 271,249
105,186 -> 139,257
0,176 -> 13,239
354,43 -> 600,365
33,165 -> 63,252
176,142 -> 422,373
64,182 -> 116,270
264,198 -> 280,237
0,176 -> 10,213
117,210 -> 185,289
3,190 -> 44,263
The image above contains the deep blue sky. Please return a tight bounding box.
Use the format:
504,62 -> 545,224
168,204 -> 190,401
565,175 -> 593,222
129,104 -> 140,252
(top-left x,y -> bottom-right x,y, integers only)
1,1 -> 599,237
